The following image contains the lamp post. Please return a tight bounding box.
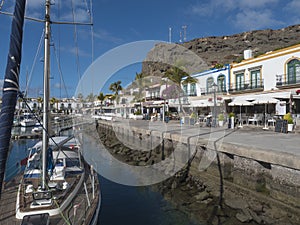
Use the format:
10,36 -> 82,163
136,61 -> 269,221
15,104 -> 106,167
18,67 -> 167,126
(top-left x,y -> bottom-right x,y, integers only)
162,78 -> 168,123
212,82 -> 218,127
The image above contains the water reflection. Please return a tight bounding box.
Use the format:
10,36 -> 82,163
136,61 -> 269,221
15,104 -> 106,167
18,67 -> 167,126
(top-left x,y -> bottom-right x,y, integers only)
98,175 -> 201,225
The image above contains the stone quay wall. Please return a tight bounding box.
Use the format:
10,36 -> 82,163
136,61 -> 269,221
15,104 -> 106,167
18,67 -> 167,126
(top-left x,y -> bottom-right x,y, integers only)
95,119 -> 300,224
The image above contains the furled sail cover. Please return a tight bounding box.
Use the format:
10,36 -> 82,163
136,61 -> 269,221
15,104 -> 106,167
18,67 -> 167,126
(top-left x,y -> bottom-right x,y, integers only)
0,0 -> 26,198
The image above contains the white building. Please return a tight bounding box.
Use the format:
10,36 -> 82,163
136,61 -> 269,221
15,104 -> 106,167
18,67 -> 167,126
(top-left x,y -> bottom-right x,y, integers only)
230,46 -> 300,93
187,64 -> 230,96
229,46 -> 300,116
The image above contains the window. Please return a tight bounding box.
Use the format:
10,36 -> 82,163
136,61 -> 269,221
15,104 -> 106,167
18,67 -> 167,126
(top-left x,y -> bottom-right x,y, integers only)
206,77 -> 214,93
250,70 -> 261,89
236,73 -> 244,90
66,158 -> 80,167
287,59 -> 300,84
217,75 -> 226,92
190,83 -> 196,96
182,84 -> 188,95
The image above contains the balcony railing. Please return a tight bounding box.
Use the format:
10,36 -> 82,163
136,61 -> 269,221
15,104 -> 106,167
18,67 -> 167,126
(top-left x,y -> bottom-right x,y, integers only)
186,91 -> 197,96
276,74 -> 300,87
228,79 -> 264,93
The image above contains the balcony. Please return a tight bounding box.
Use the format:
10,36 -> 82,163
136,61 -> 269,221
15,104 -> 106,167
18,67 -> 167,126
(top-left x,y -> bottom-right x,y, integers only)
228,79 -> 264,94
276,74 -> 300,88
185,91 -> 197,96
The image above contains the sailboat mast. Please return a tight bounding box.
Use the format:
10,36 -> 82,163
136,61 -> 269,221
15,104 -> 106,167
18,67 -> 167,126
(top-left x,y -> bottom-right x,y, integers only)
42,0 -> 51,190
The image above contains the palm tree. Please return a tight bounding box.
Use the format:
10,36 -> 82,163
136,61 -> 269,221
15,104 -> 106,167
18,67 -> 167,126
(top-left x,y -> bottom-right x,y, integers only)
77,93 -> 84,102
50,97 -> 59,112
133,72 -> 150,112
37,97 -> 43,111
97,92 -> 106,113
86,93 -> 95,103
109,81 -> 122,104
164,62 -> 197,114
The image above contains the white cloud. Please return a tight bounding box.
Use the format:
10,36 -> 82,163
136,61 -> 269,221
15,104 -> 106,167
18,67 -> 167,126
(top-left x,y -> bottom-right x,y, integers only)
26,0 -> 44,9
284,0 -> 300,13
93,29 -> 123,44
237,0 -> 279,9
187,0 -> 285,30
233,9 -> 282,30
60,8 -> 91,23
54,82 -> 62,89
63,46 -> 90,57
188,0 -> 280,16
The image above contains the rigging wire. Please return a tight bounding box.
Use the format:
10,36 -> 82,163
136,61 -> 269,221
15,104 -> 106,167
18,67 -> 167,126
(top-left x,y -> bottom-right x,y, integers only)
0,0 -> 5,11
88,0 -> 95,94
52,40 -> 70,98
26,30 -> 45,97
70,0 -> 82,93
58,0 -> 61,99
85,0 -> 94,62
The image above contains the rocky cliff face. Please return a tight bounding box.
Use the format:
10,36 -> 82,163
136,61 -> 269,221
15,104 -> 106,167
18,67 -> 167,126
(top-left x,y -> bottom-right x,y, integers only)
142,24 -> 300,76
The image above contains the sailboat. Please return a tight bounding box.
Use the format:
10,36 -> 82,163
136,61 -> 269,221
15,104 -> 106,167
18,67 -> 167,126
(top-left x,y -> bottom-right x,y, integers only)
0,0 -> 101,224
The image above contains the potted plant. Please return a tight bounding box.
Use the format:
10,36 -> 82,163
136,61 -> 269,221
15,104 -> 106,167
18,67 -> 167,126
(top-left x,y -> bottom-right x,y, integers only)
228,112 -> 235,129
218,113 -> 225,127
283,112 -> 294,132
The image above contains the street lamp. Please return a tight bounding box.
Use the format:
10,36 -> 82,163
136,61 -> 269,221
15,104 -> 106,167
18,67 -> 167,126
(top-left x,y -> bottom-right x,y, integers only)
162,78 -> 168,123
212,82 -> 218,127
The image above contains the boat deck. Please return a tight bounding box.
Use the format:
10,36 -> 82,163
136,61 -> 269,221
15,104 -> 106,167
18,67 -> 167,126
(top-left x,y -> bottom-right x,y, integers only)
0,164 -> 100,225
0,176 -> 20,224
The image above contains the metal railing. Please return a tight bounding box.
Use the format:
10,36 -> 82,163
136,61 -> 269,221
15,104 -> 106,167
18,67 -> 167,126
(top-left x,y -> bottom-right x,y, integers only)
276,74 -> 300,86
228,79 -> 264,92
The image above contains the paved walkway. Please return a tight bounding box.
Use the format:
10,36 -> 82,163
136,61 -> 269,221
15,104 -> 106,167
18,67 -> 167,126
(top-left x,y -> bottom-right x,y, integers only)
106,118 -> 300,170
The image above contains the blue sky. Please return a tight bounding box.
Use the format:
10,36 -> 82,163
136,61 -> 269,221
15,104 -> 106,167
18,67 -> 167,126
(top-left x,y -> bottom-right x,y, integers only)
1,0 -> 300,98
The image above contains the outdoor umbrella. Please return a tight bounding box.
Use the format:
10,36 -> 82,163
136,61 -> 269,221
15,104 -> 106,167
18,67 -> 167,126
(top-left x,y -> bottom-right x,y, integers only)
252,96 -> 279,129
228,99 -> 253,127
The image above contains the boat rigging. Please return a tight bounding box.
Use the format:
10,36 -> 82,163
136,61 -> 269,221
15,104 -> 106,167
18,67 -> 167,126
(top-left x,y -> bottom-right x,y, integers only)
0,0 -> 101,224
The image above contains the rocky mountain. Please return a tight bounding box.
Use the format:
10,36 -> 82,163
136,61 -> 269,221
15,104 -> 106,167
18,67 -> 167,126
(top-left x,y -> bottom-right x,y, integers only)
142,24 -> 300,76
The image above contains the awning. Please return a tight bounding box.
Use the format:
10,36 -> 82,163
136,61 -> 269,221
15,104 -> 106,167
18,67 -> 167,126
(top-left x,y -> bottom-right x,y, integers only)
230,91 -> 292,103
252,96 -> 279,104
228,99 -> 253,106
190,99 -> 221,107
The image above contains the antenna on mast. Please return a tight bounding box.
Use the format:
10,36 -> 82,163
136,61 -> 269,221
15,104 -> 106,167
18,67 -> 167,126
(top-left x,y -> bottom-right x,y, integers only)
179,31 -> 182,43
169,27 -> 172,43
182,25 -> 187,42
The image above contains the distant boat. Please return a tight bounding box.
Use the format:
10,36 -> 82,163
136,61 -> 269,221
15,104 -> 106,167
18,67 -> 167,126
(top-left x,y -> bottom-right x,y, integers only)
0,0 -> 101,224
20,112 -> 37,127
13,116 -> 21,126
31,126 -> 42,133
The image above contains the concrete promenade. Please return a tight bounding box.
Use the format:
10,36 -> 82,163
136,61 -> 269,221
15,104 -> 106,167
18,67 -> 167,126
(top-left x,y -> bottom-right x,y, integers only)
104,118 -> 300,170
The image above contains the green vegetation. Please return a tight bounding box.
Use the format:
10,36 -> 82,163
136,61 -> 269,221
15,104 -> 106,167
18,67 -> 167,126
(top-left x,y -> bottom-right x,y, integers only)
109,81 -> 122,104
229,112 -> 235,118
190,112 -> 197,119
218,113 -> 225,121
213,63 -> 224,69
134,109 -> 142,115
163,60 -> 197,114
283,112 -> 293,124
